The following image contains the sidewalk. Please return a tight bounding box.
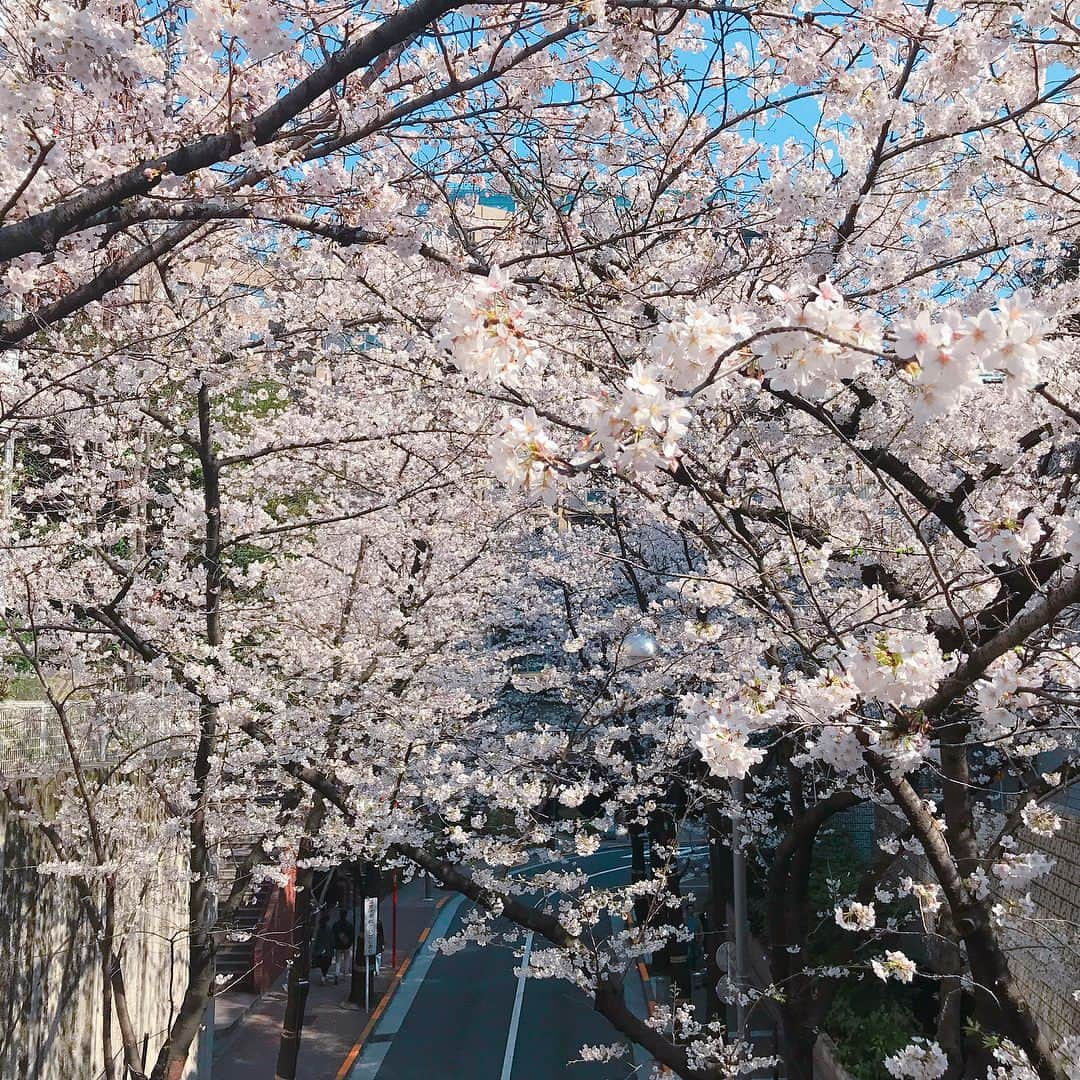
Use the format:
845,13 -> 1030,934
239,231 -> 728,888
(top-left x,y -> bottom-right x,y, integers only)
212,878 -> 446,1079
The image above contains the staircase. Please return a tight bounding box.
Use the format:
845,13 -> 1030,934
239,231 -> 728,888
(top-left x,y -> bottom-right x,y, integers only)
214,840 -> 295,994
215,875 -> 277,992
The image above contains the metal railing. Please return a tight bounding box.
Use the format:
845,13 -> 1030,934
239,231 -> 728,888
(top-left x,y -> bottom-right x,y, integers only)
0,695 -> 180,780
0,700 -> 109,778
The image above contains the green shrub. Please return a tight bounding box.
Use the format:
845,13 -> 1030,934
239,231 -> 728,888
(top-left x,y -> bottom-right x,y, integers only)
826,982 -> 921,1080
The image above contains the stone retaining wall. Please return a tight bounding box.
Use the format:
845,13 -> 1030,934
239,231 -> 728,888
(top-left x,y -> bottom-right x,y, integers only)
0,774 -> 193,1079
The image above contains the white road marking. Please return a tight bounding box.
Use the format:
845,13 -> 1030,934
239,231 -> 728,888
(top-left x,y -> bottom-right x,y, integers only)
355,845 -> 664,1080
584,865 -> 633,880
498,851 -> 639,1078
499,930 -> 534,1080
348,893 -> 466,1079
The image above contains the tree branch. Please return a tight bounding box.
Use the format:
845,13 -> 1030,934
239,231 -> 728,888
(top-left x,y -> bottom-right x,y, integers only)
0,0 -> 460,261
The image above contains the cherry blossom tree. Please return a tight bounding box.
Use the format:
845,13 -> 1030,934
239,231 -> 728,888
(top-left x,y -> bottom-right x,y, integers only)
3,1 -> 1080,1079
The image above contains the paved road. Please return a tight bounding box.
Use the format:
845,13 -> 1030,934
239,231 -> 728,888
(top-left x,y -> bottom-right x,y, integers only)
351,844 -> 640,1080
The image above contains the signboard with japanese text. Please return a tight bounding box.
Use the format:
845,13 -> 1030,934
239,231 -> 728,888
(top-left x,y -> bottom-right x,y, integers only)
363,896 -> 378,956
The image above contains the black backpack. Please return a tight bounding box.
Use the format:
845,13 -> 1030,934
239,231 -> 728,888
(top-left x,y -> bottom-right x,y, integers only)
333,918 -> 352,949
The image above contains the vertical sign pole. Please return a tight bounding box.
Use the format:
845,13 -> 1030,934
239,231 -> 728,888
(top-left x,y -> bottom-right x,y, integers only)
362,893 -> 378,1014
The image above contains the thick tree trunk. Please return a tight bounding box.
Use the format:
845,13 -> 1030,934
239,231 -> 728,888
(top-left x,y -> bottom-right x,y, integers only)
931,917 -> 975,1079
777,1016 -> 816,1080
151,384 -> 222,1080
101,938 -> 116,1080
869,753 -> 1066,1080
939,720 -> 1054,1077
765,790 -> 858,1079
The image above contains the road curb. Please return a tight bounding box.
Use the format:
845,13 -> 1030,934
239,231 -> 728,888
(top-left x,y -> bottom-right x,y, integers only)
335,892 -> 461,1080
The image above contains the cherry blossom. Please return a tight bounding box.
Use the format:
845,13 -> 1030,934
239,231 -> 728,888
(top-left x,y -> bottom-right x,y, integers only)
438,268 -> 548,386
871,950 -> 917,984
834,902 -> 876,932
884,1039 -> 948,1080
1,1 -> 1079,1077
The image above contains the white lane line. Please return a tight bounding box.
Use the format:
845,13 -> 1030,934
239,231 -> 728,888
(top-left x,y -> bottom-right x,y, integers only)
498,855 -> 630,1078
499,930 -> 534,1080
585,865 -> 632,880
354,848 -> 638,1080
514,844 -> 631,876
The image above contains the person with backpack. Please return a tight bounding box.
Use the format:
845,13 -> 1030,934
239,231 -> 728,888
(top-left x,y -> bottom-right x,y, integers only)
331,908 -> 354,984
312,912 -> 335,984
375,917 -> 385,975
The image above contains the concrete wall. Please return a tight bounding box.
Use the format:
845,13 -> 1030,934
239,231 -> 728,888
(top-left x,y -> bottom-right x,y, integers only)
0,774 -> 193,1080
814,1033 -> 855,1080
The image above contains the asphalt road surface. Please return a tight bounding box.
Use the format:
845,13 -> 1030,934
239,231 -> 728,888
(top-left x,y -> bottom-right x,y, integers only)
349,844 -> 640,1080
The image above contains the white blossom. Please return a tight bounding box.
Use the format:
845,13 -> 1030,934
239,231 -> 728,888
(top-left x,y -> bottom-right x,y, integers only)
871,950 -> 917,983
884,1039 -> 948,1080
834,901 -> 876,932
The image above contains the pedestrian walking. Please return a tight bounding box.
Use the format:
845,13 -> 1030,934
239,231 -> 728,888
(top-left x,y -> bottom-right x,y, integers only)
312,911 -> 335,984
331,908 -> 354,984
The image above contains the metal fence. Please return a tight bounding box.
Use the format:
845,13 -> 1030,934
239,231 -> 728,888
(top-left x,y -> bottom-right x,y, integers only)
832,800 -> 877,861
0,698 -> 177,780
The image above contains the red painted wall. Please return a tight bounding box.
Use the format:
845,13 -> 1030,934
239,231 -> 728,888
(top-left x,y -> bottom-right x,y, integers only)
252,871 -> 296,993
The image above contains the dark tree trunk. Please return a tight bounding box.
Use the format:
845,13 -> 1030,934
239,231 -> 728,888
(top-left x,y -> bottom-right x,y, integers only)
872,754 -> 1067,1080
777,1017 -> 816,1080
765,789 -> 859,1080
151,384 -> 222,1080
704,801 -> 732,1021
275,860 -> 316,1080
932,919 -> 970,1079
